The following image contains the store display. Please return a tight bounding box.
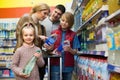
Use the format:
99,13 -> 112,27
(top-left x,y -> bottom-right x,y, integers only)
106,9 -> 120,73
0,0 -> 119,79
71,0 -> 120,80
0,18 -> 19,78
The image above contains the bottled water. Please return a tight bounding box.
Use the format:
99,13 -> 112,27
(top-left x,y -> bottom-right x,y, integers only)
23,50 -> 41,75
45,31 -> 59,45
56,37 -> 72,54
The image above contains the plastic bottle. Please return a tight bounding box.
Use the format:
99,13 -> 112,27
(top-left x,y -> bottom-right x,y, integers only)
23,50 -> 41,75
106,22 -> 120,65
106,22 -> 116,65
56,37 -> 72,54
45,31 -> 59,45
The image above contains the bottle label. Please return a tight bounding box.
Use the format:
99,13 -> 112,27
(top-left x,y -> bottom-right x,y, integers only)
116,31 -> 120,50
45,36 -> 56,45
106,33 -> 116,50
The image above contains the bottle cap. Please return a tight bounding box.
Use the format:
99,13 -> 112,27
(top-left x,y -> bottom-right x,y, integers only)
55,31 -> 60,34
68,37 -> 72,41
36,50 -> 41,53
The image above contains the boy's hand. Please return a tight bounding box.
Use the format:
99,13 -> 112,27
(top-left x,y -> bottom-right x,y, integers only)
63,45 -> 71,52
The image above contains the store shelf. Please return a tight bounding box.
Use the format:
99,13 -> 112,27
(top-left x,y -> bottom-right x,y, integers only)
71,0 -> 90,14
0,67 -> 11,70
107,64 -> 120,73
77,5 -> 108,33
77,51 -> 106,56
79,0 -> 90,8
0,18 -> 17,79
106,9 -> 120,22
71,0 -> 77,10
0,77 -> 15,78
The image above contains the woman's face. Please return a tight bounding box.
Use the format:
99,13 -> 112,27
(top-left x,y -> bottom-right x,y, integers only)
37,10 -> 49,21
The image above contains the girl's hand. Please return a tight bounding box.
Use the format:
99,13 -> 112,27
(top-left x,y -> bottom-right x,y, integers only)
34,52 -> 42,58
19,72 -> 29,78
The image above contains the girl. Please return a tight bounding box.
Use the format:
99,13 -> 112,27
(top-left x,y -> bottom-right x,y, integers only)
11,22 -> 45,80
49,12 -> 80,80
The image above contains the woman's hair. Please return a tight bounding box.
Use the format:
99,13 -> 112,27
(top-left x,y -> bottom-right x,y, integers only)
30,3 -> 50,15
17,22 -> 38,48
61,12 -> 74,29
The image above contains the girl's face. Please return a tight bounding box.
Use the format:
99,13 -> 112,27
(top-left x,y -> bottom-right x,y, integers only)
37,10 -> 49,21
22,28 -> 35,45
60,18 -> 69,30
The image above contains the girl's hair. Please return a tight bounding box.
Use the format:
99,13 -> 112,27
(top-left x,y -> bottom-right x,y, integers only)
17,22 -> 38,47
61,12 -> 74,29
30,3 -> 50,15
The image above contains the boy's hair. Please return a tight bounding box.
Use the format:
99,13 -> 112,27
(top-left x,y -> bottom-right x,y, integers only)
61,12 -> 74,29
55,4 -> 66,14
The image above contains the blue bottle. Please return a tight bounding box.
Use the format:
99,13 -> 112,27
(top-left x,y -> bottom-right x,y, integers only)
45,31 -> 59,45
56,38 -> 72,54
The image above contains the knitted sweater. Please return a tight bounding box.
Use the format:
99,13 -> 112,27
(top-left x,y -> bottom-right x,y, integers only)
11,44 -> 45,80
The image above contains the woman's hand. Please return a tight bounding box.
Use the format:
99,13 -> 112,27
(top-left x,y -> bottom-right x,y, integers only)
39,35 -> 47,41
43,43 -> 54,50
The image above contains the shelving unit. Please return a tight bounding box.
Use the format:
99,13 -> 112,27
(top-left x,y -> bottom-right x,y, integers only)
105,9 -> 120,73
0,18 -> 18,79
77,5 -> 108,32
72,0 -> 110,80
107,64 -> 120,73
77,51 -> 106,56
106,9 -> 120,22
71,0 -> 120,79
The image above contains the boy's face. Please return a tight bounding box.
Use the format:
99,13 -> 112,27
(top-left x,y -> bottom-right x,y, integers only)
22,28 -> 35,45
60,17 -> 69,30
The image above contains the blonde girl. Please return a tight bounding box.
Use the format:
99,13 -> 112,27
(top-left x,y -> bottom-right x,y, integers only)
11,22 -> 45,80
